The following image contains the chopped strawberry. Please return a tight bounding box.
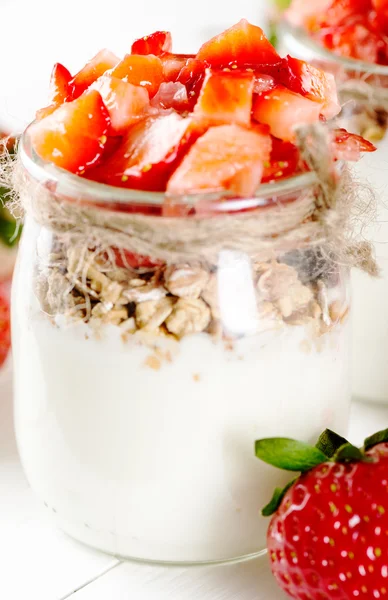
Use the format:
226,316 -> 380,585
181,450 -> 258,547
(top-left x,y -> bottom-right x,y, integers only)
131,30 -> 172,56
150,82 -> 189,111
166,124 -> 272,196
91,75 -> 149,134
333,128 -> 376,160
48,63 -> 73,105
281,56 -> 340,119
177,58 -> 207,108
262,137 -> 301,182
196,19 -> 281,67
252,86 -> 323,142
90,113 -> 197,190
161,53 -> 195,81
71,49 -> 120,97
35,104 -> 60,121
0,282 -> 10,368
29,90 -> 110,174
35,63 -> 73,121
373,0 -> 388,35
110,54 -> 164,98
193,69 -> 254,127
253,74 -> 276,95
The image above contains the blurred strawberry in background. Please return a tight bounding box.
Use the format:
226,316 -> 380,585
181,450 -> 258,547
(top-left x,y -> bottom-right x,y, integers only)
0,139 -> 20,370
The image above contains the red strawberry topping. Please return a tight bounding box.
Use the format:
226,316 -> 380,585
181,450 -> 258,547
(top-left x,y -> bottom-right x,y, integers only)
196,19 -> 281,67
28,20 -> 376,199
29,90 -> 110,173
131,30 -> 172,56
71,49 -> 120,97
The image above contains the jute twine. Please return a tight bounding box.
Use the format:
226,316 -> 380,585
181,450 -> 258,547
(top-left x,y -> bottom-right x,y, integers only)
339,78 -> 388,113
0,124 -> 379,274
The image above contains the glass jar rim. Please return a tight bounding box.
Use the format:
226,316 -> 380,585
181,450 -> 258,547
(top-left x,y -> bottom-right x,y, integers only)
280,19 -> 388,77
19,125 -> 318,212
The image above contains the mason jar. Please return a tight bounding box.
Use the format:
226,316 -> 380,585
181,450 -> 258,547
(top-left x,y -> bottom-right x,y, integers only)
12,126 -> 352,565
280,19 -> 388,405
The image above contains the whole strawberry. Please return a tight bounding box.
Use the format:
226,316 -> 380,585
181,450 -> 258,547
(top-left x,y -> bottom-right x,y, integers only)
256,429 -> 388,599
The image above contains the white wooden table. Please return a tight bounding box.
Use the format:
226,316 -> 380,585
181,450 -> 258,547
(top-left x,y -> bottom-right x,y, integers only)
1,363 -> 387,600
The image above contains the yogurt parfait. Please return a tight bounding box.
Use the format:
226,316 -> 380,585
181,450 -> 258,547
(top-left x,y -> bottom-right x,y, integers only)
11,20 -> 376,563
283,0 -> 388,404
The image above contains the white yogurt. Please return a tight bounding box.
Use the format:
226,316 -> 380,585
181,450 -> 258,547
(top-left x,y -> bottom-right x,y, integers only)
12,244 -> 351,563
351,134 -> 388,403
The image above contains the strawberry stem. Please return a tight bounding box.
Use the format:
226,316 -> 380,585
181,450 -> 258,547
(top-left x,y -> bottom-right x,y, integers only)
364,428 -> 388,451
315,429 -> 350,458
333,443 -> 372,463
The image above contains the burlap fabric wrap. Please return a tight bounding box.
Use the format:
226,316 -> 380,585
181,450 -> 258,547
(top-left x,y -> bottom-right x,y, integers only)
2,124 -> 379,275
339,79 -> 388,114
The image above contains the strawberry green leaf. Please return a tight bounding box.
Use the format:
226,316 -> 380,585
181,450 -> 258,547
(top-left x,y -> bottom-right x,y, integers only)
364,429 -> 388,451
0,217 -> 21,247
255,438 -> 328,472
333,443 -> 371,464
262,478 -> 297,517
316,429 -> 350,458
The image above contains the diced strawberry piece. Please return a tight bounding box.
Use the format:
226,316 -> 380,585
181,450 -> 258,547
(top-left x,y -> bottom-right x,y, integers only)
166,124 -> 272,196
91,75 -> 149,134
36,63 -> 73,121
112,248 -> 163,269
110,54 -> 164,98
262,137 -> 301,182
150,82 -> 189,111
29,90 -> 110,174
193,69 -> 254,127
90,113 -> 197,190
281,56 -> 340,119
161,53 -> 195,81
196,19 -> 281,68
0,282 -> 10,368
333,128 -> 376,161
35,104 -> 59,121
252,86 -> 323,142
253,74 -> 276,95
71,49 -> 120,98
48,63 -> 73,105
373,0 -> 388,35
176,58 -> 207,109
131,30 -> 172,56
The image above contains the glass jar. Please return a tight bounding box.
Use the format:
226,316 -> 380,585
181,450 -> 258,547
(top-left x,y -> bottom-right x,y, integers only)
280,19 -> 388,405
12,128 -> 351,565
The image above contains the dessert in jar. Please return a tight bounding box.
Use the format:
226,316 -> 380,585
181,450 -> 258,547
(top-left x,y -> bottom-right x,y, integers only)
11,20 -> 376,564
282,1 -> 388,404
